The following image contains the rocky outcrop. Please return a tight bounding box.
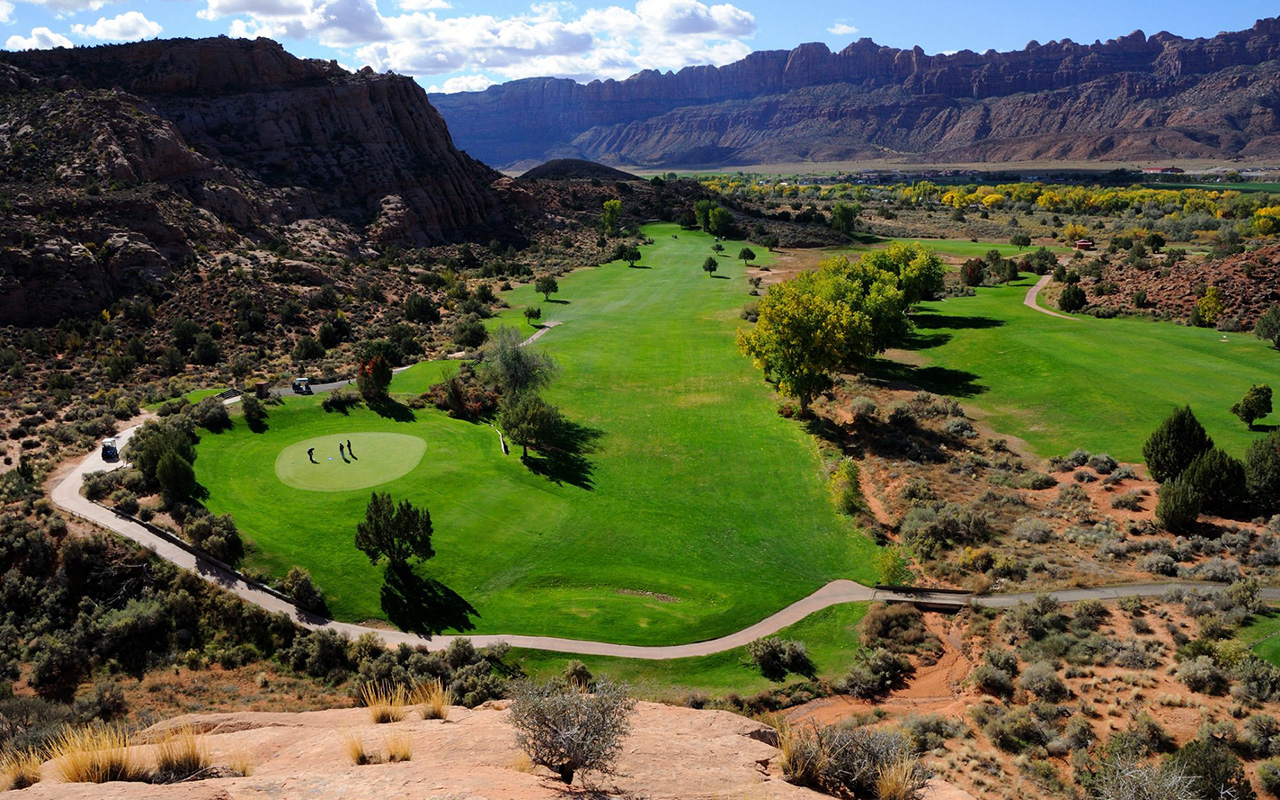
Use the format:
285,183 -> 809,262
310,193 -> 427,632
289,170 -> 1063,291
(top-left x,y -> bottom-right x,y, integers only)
433,18 -> 1280,168
0,37 -> 506,324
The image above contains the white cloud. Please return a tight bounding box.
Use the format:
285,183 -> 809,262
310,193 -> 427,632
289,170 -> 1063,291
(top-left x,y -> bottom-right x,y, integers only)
72,11 -> 162,40
197,0 -> 756,83
17,0 -> 115,15
5,26 -> 73,49
0,2 -> 13,24
427,74 -> 497,94
828,22 -> 858,36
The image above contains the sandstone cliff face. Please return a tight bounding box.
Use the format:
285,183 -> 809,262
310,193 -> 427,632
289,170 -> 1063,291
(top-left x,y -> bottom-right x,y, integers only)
432,18 -> 1280,168
0,38 -> 505,325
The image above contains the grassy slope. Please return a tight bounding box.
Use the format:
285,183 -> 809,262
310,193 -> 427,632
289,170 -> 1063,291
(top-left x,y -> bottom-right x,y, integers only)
196,223 -> 875,645
1238,608 -> 1280,667
886,275 -> 1280,461
514,603 -> 868,697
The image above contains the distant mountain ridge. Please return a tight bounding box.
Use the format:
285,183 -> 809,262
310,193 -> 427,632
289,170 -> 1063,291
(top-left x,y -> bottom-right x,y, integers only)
431,18 -> 1280,169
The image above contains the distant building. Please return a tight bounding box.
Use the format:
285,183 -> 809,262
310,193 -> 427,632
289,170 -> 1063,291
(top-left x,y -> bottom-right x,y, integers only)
1075,240 -> 1095,250
1142,166 -> 1185,175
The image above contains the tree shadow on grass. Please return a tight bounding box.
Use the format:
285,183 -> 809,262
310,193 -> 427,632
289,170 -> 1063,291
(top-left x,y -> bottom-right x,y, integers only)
628,263 -> 651,269
381,565 -> 478,636
710,274 -> 730,279
867,357 -> 986,399
367,397 -> 416,423
522,419 -> 603,491
912,310 -> 1004,330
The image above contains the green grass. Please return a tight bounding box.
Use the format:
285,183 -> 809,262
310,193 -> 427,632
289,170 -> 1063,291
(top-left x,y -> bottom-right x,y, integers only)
387,360 -> 456,395
1236,608 -> 1280,667
274,433 -> 426,492
145,388 -> 224,411
514,603 -> 868,696
195,223 -> 875,645
887,276 -> 1280,461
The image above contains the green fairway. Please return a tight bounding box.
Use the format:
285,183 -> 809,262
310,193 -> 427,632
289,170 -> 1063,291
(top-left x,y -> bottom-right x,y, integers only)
274,433 -> 426,492
514,603 -> 868,697
1236,608 -> 1280,667
887,276 -> 1280,461
195,223 -> 875,645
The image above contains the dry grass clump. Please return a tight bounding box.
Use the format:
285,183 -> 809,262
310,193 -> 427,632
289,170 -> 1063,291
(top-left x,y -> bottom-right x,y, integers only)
360,682 -> 409,724
51,725 -> 149,784
154,726 -> 212,783
878,758 -> 923,800
384,732 -> 413,763
226,747 -> 256,777
344,731 -> 373,766
415,678 -> 453,721
1,749 -> 44,790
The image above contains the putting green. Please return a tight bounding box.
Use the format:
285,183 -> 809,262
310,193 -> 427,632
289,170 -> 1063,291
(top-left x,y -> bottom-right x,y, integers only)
274,433 -> 427,492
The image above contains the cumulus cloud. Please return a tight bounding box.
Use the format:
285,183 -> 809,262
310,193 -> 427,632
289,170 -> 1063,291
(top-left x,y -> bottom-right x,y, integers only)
0,2 -> 13,24
828,21 -> 858,36
72,10 -> 162,40
15,0 -> 116,15
5,26 -> 73,49
427,74 -> 497,94
197,0 -> 756,83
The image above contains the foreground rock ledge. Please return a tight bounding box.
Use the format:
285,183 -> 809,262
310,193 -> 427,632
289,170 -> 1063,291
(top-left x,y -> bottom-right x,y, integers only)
20,702 -> 974,799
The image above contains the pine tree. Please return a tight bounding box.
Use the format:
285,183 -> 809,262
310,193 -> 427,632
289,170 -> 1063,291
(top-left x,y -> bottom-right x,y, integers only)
1143,406 -> 1214,483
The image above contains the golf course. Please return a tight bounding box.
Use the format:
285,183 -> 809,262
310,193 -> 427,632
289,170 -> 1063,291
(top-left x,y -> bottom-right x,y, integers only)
195,224 -> 876,646
884,275 -> 1280,461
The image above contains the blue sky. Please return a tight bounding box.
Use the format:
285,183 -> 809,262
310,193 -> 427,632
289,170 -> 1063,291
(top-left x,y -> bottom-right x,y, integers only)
2,1 -> 1275,93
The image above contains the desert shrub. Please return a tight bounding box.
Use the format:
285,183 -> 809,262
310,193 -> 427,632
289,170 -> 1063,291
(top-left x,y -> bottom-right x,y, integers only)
508,679 -> 635,784
1017,472 -> 1058,490
943,418 -> 976,439
281,567 -> 325,614
1059,284 -> 1086,312
849,395 -> 877,421
1169,739 -> 1256,800
1013,518 -> 1053,543
1241,714 -> 1280,758
829,458 -> 863,515
747,637 -> 813,680
972,663 -> 1016,698
1259,758 -> 1280,796
189,396 -> 231,431
1179,656 -> 1229,695
1143,553 -> 1178,576
901,713 -> 965,752
1088,453 -> 1118,474
899,502 -> 992,557
1234,656 -> 1280,704
1004,594 -> 1067,640
974,704 -> 1051,753
321,388 -> 361,413
898,478 -> 935,505
781,722 -> 927,799
859,603 -> 942,656
842,649 -> 912,699
1018,661 -> 1069,701
1112,491 -> 1146,511
1090,760 -> 1198,800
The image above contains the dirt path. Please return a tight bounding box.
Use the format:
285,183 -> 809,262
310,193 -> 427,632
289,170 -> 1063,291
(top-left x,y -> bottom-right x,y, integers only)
48,421 -> 1280,657
1023,274 -> 1077,320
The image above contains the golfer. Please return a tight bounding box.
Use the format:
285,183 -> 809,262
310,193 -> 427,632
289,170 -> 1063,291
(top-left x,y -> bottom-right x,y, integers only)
307,447 -> 316,464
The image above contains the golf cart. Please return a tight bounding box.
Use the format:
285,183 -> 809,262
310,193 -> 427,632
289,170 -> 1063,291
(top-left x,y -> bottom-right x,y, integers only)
291,377 -> 312,395
101,437 -> 119,461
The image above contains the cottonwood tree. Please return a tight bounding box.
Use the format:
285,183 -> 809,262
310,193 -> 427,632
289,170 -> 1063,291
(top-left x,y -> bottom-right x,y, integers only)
500,392 -> 562,458
830,201 -> 859,234
612,243 -> 642,266
355,492 -> 434,570
1231,384 -> 1273,428
701,256 -> 719,277
738,246 -> 756,266
600,199 -> 622,235
509,679 -> 635,785
535,276 -> 559,301
480,326 -> 556,397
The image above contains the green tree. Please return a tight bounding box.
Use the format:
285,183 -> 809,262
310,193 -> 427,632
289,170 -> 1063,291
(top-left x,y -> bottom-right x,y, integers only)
355,492 -> 434,569
858,242 -> 945,305
241,395 -> 268,432
737,247 -> 757,267
1058,284 -> 1087,312
1169,740 -> 1256,800
1156,474 -> 1201,534
877,547 -> 913,587
501,392 -> 562,458
126,419 -> 197,485
693,199 -> 717,231
450,313 -> 489,349
292,335 -> 325,362
830,201 -> 860,235
1183,448 -> 1248,518
480,326 -> 556,397
191,332 -> 220,366
1010,233 -> 1031,250
356,354 -> 392,401
403,294 -> 440,324
155,450 -> 197,504
1196,286 -> 1225,326
707,206 -> 734,237
601,199 -> 622,235
1231,384 -> 1273,428
701,256 -> 719,277
615,244 -> 642,266
524,305 -> 542,324
535,276 -> 559,301
1246,431 -> 1280,515
1143,406 -> 1214,483
1255,304 -> 1280,348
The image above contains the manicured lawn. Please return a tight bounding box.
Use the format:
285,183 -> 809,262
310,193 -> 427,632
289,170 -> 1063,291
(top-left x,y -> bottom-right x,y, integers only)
1238,608 -> 1280,667
514,603 -> 868,697
884,276 -> 1280,461
144,387 -> 225,411
195,223 -> 875,645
